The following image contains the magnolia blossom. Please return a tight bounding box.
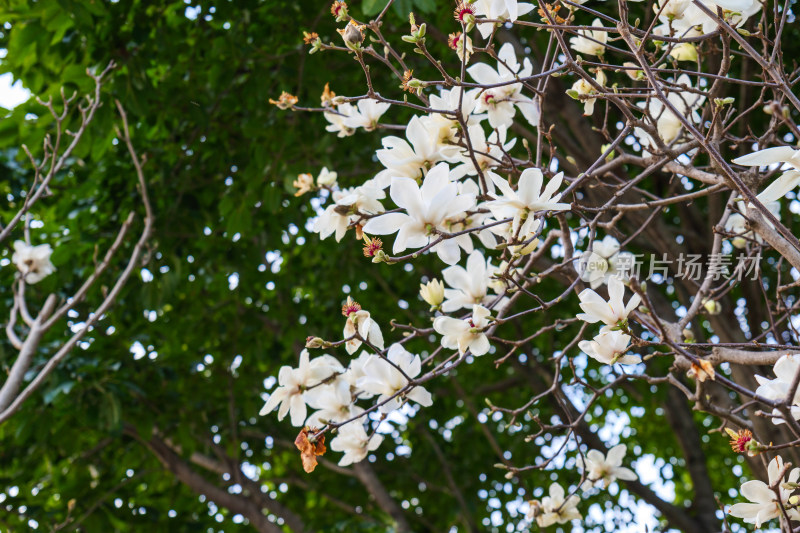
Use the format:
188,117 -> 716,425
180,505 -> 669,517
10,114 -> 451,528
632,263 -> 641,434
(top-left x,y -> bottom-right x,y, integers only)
577,277 -> 641,328
451,126 -> 515,182
362,162 -> 476,265
356,343 -> 433,413
485,168 -> 570,237
372,116 -> 453,187
535,483 -> 582,527
467,42 -> 540,129
669,42 -> 698,62
341,351 -> 374,398
342,97 -> 391,131
577,235 -> 634,289
305,379 -> 362,426
313,185 -> 385,242
662,0 -> 762,35
754,354 -> 800,424
473,0 -> 535,38
578,330 -> 639,365
343,299 -> 385,355
577,444 -> 638,490
420,278 -> 445,309
441,250 -> 502,312
12,240 -> 56,284
426,87 -> 483,139
324,102 -> 357,137
729,455 -> 800,527
734,146 -> 800,203
316,167 -> 337,187
259,350 -> 343,427
570,18 -> 608,57
569,70 -> 606,116
634,74 -> 706,150
433,304 -> 492,356
655,0 -> 692,20
330,423 -> 384,466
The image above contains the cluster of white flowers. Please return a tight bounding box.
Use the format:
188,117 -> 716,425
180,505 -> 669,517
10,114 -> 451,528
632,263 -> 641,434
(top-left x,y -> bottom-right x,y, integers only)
324,96 -> 390,137
729,455 -> 800,527
577,277 -> 641,365
528,445 -> 637,527
261,2 -> 800,526
260,340 -> 432,466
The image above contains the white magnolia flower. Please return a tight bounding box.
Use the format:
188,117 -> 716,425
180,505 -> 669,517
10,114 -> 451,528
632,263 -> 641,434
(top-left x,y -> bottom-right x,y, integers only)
330,423 -> 384,466
342,297 -> 385,355
634,74 -> 706,150
343,97 -> 391,131
577,276 -> 641,328
577,444 -> 638,490
305,379 -> 363,426
570,70 -> 606,116
341,351 -> 374,398
316,167 -> 338,187
324,102 -> 357,137
729,455 -> 800,527
734,146 -> 800,203
356,343 -> 433,413
578,330 -> 639,365
570,18 -> 608,57
536,483 -> 582,527
485,168 -> 571,237
577,235 -> 636,289
655,0 -> 692,21
313,185 -> 385,242
473,0 -> 535,38
259,350 -> 343,427
666,0 -> 761,35
669,43 -> 698,62
467,42 -> 540,129
420,278 -> 445,309
433,304 -> 492,356
12,240 -> 55,284
372,116 -> 453,187
441,250 -> 502,312
754,354 -> 800,424
362,162 -> 476,265
451,126 -> 516,183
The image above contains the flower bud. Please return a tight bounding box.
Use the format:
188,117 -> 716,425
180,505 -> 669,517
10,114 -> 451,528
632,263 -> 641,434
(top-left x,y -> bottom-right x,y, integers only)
316,167 -> 337,187
669,43 -> 698,62
305,336 -> 326,349
702,299 -> 721,315
420,279 -> 445,310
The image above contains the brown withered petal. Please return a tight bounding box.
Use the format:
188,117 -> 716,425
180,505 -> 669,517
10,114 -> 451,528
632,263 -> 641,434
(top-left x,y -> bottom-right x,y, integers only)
295,427 -> 326,473
690,359 -> 715,382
